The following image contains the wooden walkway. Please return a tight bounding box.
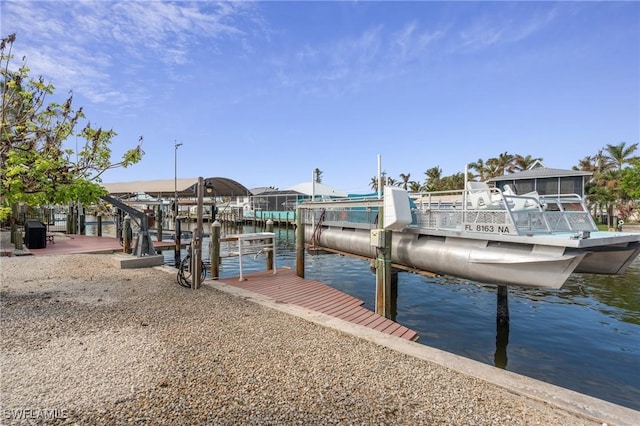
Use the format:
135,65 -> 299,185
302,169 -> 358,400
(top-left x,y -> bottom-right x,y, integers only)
8,234 -> 180,256
220,268 -> 419,341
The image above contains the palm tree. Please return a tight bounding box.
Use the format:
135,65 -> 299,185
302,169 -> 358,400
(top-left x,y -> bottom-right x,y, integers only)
604,142 -> 638,171
489,152 -> 514,176
369,176 -> 379,192
511,154 -> 542,172
468,158 -> 489,181
408,181 -> 422,193
424,166 -> 442,191
398,173 -> 411,190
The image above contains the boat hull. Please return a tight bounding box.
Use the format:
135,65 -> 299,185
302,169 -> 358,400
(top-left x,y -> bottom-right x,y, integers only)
305,226 -> 586,289
574,241 -> 640,274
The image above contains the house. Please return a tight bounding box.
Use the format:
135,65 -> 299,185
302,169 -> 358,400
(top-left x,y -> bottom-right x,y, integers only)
487,161 -> 592,198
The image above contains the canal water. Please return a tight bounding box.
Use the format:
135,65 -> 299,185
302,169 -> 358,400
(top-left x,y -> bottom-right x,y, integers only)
87,221 -> 640,411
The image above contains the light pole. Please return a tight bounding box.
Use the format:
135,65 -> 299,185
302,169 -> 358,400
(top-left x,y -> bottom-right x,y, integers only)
174,141 -> 183,218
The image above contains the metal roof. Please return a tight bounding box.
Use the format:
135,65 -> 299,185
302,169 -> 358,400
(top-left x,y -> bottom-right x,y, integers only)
102,177 -> 252,198
488,167 -> 592,182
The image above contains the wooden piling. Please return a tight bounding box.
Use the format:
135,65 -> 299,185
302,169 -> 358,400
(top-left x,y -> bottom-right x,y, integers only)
295,207 -> 305,278
97,214 -> 102,237
156,207 -> 163,242
374,230 -> 393,319
375,205 -> 394,319
192,176 -> 204,289
266,219 -> 274,271
210,220 -> 221,279
497,285 -> 509,326
123,215 -> 132,254
495,284 -> 510,368
174,218 -> 181,264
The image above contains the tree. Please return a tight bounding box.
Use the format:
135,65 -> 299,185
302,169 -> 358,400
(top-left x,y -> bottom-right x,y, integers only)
398,172 -> 411,190
604,142 -> 638,171
313,168 -> 323,183
621,159 -> 640,200
1,34 -> 144,221
424,166 -> 442,191
511,154 -> 542,172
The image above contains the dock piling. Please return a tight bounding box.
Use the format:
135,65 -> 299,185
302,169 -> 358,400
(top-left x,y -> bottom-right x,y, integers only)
210,220 -> 221,279
266,219 -> 274,271
295,207 -> 305,278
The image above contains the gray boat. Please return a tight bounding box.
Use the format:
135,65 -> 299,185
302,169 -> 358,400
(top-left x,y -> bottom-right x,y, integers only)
299,184 -> 640,289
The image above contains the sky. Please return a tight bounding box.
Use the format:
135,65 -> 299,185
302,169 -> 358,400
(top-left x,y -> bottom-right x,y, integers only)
2,1 -> 639,194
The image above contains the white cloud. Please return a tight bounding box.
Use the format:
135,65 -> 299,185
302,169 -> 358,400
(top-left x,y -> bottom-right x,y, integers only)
1,1 -> 259,107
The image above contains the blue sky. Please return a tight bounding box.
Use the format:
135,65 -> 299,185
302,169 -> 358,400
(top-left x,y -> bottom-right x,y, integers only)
2,1 -> 638,193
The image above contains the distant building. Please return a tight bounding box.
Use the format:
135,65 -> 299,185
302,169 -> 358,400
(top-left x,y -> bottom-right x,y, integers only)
488,161 -> 592,198
245,181 -> 347,220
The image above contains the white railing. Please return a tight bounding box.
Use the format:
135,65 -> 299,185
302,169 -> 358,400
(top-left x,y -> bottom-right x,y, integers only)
299,189 -> 597,236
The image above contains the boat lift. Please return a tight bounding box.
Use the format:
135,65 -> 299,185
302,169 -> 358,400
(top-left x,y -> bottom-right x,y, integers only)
101,195 -> 156,257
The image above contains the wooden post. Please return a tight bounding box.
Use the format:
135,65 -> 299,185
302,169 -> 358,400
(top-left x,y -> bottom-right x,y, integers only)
66,204 -> 73,234
495,285 -> 510,368
390,270 -> 398,322
266,219 -> 274,271
10,221 -> 16,244
192,176 -> 204,289
97,214 -> 102,237
156,207 -> 163,242
375,205 -> 393,319
71,206 -> 78,234
174,218 -> 181,266
79,208 -> 85,235
13,228 -> 23,250
295,207 -> 305,278
210,220 -> 221,279
123,214 -> 132,254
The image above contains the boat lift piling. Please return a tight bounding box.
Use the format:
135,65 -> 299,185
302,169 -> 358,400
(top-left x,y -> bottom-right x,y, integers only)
495,285 -> 510,368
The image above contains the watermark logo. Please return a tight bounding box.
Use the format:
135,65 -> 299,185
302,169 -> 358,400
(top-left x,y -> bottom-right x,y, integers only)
3,408 -> 68,421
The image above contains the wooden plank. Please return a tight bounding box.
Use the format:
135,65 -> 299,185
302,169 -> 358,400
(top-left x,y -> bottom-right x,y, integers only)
219,268 -> 419,341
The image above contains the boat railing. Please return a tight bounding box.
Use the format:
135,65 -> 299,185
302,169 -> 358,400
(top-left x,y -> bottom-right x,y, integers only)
299,189 -> 597,236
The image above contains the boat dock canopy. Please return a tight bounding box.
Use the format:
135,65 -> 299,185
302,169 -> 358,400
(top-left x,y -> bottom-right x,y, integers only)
102,177 -> 252,198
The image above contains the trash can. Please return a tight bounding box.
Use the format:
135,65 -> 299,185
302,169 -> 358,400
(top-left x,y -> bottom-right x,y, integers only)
24,220 -> 47,249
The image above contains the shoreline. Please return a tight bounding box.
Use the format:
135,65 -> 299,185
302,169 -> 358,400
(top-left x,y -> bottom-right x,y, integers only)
1,253 -> 637,424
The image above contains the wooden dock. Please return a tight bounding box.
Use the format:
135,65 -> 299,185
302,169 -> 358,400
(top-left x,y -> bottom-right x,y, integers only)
220,268 -> 419,342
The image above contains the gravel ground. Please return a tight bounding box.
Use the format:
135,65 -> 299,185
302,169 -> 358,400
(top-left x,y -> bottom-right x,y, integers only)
0,252 -> 606,426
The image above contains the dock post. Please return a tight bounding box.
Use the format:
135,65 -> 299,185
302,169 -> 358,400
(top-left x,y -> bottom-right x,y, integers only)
97,214 -> 102,237
123,214 -> 132,254
390,270 -> 398,322
295,207 -> 305,278
374,203 -> 393,319
156,207 -> 163,242
266,219 -> 274,271
192,176 -> 204,290
375,229 -> 393,319
210,220 -> 221,279
495,285 -> 510,368
174,218 -> 181,265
